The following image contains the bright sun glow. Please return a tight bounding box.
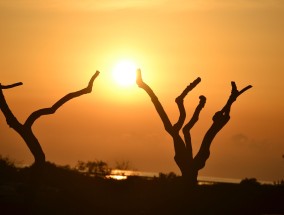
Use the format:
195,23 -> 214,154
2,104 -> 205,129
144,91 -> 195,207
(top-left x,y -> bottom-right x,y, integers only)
112,60 -> 137,87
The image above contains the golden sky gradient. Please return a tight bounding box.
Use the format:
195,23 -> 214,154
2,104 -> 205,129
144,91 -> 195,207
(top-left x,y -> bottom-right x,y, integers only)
1,0 -> 283,182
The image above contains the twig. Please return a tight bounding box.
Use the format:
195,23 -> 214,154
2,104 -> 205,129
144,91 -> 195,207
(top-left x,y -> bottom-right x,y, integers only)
0,82 -> 23,89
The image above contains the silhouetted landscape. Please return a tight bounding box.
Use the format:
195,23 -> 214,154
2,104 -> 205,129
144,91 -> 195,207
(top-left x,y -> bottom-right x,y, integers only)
1,157 -> 283,215
1,2 -> 284,214
1,69 -> 283,215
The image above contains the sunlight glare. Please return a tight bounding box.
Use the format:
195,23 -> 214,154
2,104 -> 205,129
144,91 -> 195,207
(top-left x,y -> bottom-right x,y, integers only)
106,175 -> 128,180
112,60 -> 137,87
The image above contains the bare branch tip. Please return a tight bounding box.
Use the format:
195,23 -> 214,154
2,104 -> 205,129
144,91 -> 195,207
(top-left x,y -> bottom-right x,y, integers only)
1,82 -> 23,89
231,81 -> 237,88
199,95 -> 206,106
87,71 -> 100,89
136,69 -> 143,86
239,85 -> 253,94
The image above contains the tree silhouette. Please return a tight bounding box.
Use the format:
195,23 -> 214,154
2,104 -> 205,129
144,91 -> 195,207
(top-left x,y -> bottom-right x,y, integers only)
136,69 -> 252,187
0,71 -> 100,167
75,160 -> 111,177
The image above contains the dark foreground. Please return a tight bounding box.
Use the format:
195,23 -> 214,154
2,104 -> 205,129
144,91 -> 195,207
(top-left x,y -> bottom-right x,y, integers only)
1,162 -> 283,215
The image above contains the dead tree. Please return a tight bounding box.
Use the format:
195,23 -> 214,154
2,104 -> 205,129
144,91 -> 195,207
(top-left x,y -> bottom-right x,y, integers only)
136,69 -> 252,186
0,71 -> 100,167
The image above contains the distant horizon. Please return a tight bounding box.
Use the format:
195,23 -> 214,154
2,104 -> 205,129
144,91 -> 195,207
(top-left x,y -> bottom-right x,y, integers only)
9,158 -> 275,184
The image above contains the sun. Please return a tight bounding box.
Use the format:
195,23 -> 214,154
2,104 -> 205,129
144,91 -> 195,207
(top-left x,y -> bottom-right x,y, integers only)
112,60 -> 137,87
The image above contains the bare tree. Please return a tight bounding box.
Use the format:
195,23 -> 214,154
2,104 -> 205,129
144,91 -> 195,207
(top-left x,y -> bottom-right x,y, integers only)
136,69 -> 252,186
0,71 -> 100,167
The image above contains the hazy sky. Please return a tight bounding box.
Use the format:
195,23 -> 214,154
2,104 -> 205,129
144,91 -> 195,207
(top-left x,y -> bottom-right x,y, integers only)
1,0 -> 283,182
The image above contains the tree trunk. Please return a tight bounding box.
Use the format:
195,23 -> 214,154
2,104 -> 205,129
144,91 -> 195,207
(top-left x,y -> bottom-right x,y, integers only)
20,127 -> 46,166
0,71 -> 99,166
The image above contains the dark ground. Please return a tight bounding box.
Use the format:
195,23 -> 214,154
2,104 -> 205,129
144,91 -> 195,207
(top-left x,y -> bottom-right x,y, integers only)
1,162 -> 283,215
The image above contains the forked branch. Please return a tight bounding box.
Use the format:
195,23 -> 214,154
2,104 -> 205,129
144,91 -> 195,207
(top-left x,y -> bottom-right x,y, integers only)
173,77 -> 201,131
220,82 -> 252,115
137,69 -> 252,186
194,82 -> 252,171
182,96 -> 206,156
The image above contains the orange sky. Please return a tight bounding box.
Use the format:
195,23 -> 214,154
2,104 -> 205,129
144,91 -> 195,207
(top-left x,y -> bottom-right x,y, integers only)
1,0 -> 283,182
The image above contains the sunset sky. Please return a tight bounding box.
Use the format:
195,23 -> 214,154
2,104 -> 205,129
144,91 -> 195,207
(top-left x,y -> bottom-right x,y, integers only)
1,0 -> 283,182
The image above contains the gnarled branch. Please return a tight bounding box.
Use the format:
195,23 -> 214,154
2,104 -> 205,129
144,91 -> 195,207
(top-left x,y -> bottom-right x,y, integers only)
220,82 -> 252,115
173,77 -> 201,132
25,71 -> 100,128
194,82 -> 252,171
182,96 -> 206,157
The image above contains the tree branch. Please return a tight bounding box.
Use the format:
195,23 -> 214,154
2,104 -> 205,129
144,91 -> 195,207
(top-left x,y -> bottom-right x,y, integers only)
176,77 -> 201,101
220,82 -> 252,115
182,95 -> 206,156
0,89 -> 22,129
194,82 -> 252,171
0,82 -> 23,89
136,69 -> 173,133
25,71 -> 100,127
173,77 -> 201,131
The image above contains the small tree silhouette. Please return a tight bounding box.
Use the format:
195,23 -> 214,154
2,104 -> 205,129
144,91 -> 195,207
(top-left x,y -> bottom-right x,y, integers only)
0,71 -> 100,168
75,160 -> 111,177
136,69 -> 252,187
